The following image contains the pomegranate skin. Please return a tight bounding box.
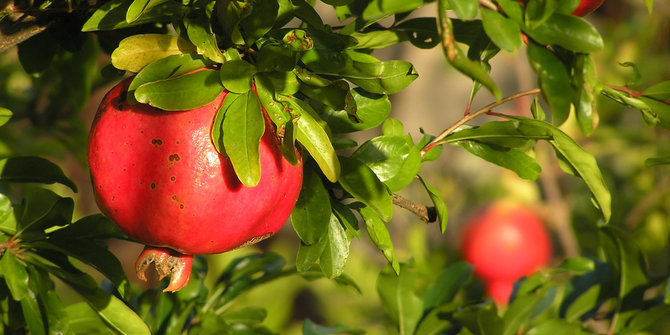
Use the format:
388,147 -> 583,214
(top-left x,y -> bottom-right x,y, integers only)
460,202 -> 552,303
88,78 -> 303,255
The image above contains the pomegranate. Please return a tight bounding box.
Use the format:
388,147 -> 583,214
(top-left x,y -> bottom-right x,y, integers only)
460,202 -> 552,304
88,77 -> 303,291
572,0 -> 605,16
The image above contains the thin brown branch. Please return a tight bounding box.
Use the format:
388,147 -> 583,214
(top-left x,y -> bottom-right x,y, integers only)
0,15 -> 57,52
391,193 -> 436,223
420,88 -> 542,156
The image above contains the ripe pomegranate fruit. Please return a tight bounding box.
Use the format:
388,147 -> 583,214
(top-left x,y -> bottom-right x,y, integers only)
88,76 -> 303,291
572,0 -> 605,16
460,202 -> 552,304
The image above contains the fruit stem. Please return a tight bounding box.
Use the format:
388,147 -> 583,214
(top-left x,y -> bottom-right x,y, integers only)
391,193 -> 436,223
420,88 -> 542,157
135,246 -> 194,292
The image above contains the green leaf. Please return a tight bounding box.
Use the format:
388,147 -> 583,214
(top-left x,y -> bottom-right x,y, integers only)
395,18 -> 440,49
526,319 -> 590,335
19,287 -> 45,335
526,43 -> 572,125
222,306 -> 267,326
0,156 -> 77,192
76,287 -> 151,335
339,156 -> 393,221
452,303 -> 504,335
526,14 -> 604,53
376,263 -> 423,335
319,214 -> 350,278
302,319 -> 365,335
126,0 -> 169,23
572,54 -> 598,135
82,0 -> 182,31
0,106 -> 11,127
342,60 -> 418,95
642,80 -> 670,100
359,205 -> 399,273
645,156 -> 670,167
349,30 -> 406,50
417,175 -> 448,232
619,304 -> 670,335
300,80 -> 350,111
65,303 -> 112,334
221,91 -> 265,187
599,226 -> 649,331
503,286 -> 555,335
351,135 -> 422,192
0,193 -> 17,234
457,141 -> 542,180
220,59 -> 257,93
239,0 -> 279,45
448,0 -> 479,20
481,8 -> 523,52
290,97 -> 341,182
128,53 -> 212,96
422,262 -> 473,310
415,304 -> 458,335
319,88 -> 391,133
135,69 -> 224,111
291,167 -> 332,245
18,189 -> 73,236
184,12 -> 224,63
0,251 -> 30,301
48,214 -> 123,240
111,34 -> 196,73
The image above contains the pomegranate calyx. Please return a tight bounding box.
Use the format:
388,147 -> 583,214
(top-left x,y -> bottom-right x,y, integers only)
135,246 -> 194,292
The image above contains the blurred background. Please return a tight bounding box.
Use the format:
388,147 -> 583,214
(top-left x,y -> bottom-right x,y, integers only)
1,0 -> 669,333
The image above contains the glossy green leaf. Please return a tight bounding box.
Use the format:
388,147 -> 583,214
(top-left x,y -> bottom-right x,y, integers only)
82,0 -> 182,31
0,251 -> 30,301
620,304 -> 670,335
0,156 -> 77,192
263,71 -> 301,96
0,107 -> 11,127
257,43 -> 299,72
423,262 -> 473,310
135,69 -> 224,111
48,214 -> 123,241
342,60 -> 417,95
339,156 -> 393,221
448,0 -> 479,20
395,18 -> 440,49
291,167 -> 332,245
526,14 -> 603,53
111,34 -> 196,73
362,0 -> 423,23
351,135 -> 421,192
376,263 -> 423,335
503,286 -> 555,335
415,304 -> 458,335
526,43 -> 572,125
291,97 -> 341,182
184,13 -> 224,63
221,91 -> 265,187
65,303 -> 115,333
642,80 -> 670,100
300,80 -> 350,111
319,88 -> 391,133
481,8 -> 523,52
254,74 -> 293,127
77,287 -> 151,335
381,118 -> 404,137
319,214 -> 350,278
126,0 -> 169,23
220,59 -> 256,93
417,175 -> 448,233
332,200 -> 360,239
457,141 -> 541,180
349,30 -> 406,50
451,47 -> 502,101
296,240 -> 326,273
239,0 -> 279,45
128,53 -> 211,96
572,54 -> 597,135
19,287 -> 45,335
18,189 -> 73,236
359,205 -> 399,273
0,193 -> 17,234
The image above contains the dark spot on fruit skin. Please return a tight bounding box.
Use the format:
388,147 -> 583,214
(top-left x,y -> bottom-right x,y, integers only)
171,195 -> 178,201
169,154 -> 181,162
176,140 -> 180,145
170,176 -> 176,182
152,139 -> 163,147
179,204 -> 184,209
151,182 -> 156,189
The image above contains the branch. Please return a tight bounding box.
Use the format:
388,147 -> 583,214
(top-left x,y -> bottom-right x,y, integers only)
391,193 -> 436,223
420,88 -> 542,156
0,15 -> 58,52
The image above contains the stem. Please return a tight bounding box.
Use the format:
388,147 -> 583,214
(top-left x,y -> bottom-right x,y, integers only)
420,88 -> 542,156
391,193 -> 436,223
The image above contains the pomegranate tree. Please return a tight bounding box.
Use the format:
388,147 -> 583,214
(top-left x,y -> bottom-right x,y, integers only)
88,77 -> 303,291
460,202 -> 552,304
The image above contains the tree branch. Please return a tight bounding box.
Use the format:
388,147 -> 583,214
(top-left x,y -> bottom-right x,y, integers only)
391,193 -> 437,223
0,15 -> 57,52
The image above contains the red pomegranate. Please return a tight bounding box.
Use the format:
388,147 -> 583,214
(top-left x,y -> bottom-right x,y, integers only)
88,77 -> 303,291
572,0 -> 605,16
460,202 -> 552,304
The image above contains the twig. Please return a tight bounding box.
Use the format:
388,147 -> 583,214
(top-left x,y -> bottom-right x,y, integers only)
420,88 -> 542,156
391,193 -> 436,223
